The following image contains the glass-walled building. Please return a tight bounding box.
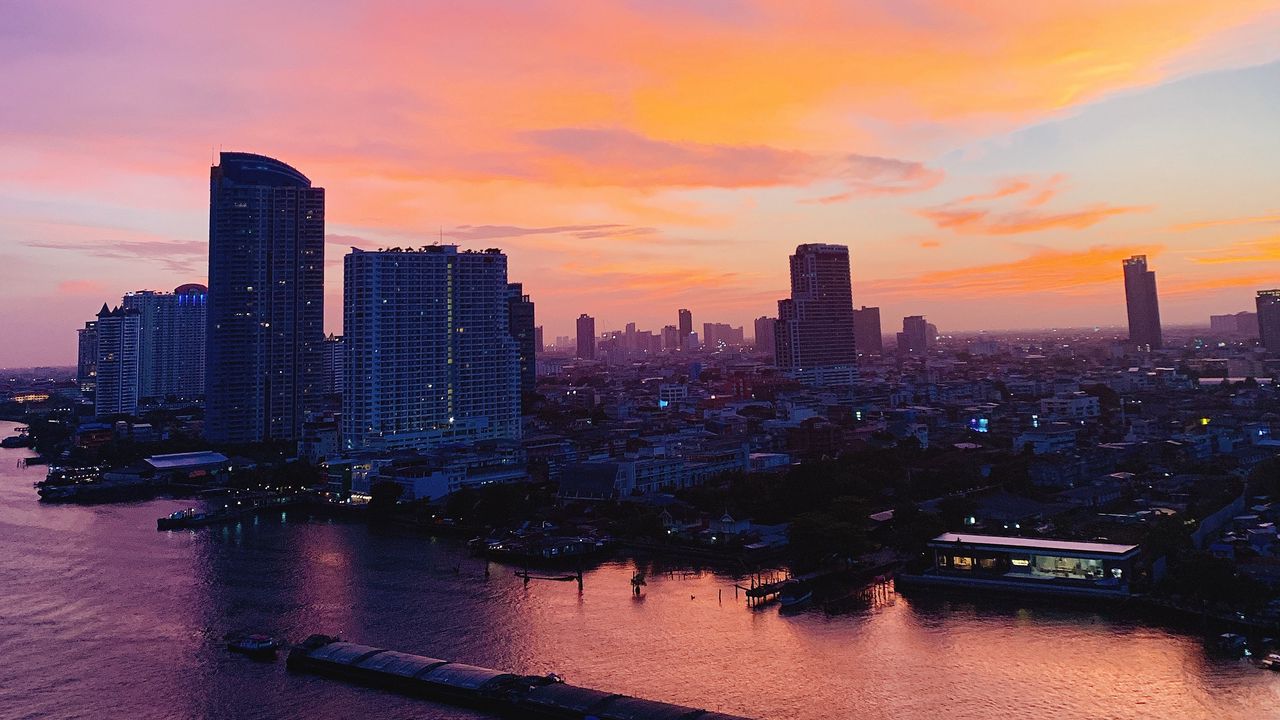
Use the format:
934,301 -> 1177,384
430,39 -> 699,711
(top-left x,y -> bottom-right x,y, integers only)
924,533 -> 1140,597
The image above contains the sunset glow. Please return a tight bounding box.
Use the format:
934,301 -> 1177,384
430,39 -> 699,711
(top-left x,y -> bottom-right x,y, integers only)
4,0 -> 1280,364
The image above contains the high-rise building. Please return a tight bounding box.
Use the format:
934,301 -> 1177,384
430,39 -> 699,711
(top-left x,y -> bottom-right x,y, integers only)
76,320 -> 97,395
1257,290 -> 1280,353
678,308 -> 693,346
343,246 -> 520,451
576,314 -> 596,360
94,304 -> 141,417
661,325 -> 679,352
321,334 -> 344,396
1210,311 -> 1259,336
206,152 -> 325,443
534,326 -> 544,354
507,283 -> 536,400
121,284 -> 207,401
754,316 -> 776,360
1123,255 -> 1162,351
703,323 -> 743,348
898,315 -> 928,354
775,244 -> 858,384
852,306 -> 883,356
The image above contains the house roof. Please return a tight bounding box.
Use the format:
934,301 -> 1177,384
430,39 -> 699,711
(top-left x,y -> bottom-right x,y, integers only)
931,532 -> 1139,557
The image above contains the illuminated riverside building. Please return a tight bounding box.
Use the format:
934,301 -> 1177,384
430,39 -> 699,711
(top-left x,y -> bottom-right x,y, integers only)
919,533 -> 1140,598
206,152 -> 325,443
121,284 -> 207,401
342,246 -> 520,452
93,304 -> 141,417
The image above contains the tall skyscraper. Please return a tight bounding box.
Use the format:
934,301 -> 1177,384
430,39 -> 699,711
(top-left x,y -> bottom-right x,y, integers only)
507,283 -> 536,400
94,304 -> 140,417
1257,290 -> 1280,353
576,314 -> 596,359
76,320 -> 97,395
754,316 -> 776,360
661,325 -> 679,352
898,315 -> 928,353
206,152 -> 325,443
853,306 -> 883,355
678,308 -> 693,346
533,326 -> 544,354
343,246 -> 520,451
1122,255 -> 1162,351
775,244 -> 858,385
121,284 -> 207,401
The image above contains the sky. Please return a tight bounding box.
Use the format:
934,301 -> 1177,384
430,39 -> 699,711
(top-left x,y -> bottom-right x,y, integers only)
3,0 -> 1280,366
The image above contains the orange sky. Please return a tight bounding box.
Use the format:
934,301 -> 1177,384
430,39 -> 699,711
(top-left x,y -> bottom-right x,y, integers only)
3,1 -> 1280,363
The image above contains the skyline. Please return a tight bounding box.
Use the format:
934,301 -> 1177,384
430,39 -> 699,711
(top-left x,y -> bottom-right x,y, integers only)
5,2 -> 1280,365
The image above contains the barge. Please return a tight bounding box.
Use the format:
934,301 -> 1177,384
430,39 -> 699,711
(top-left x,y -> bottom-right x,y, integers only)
287,635 -> 751,720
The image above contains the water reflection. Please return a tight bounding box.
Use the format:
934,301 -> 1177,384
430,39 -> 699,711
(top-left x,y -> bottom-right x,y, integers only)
0,422 -> 1276,719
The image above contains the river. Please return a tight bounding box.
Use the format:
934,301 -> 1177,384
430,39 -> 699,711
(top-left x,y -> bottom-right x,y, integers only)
0,422 -> 1276,719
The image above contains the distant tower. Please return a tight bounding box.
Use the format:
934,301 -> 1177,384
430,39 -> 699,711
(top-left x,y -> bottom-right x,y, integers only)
576,314 -> 596,360
1257,289 -> 1280,352
853,306 -> 883,355
507,283 -> 536,401
775,244 -> 858,385
1123,255 -> 1162,351
206,152 -> 325,443
76,320 -> 98,395
898,315 -> 928,353
678,309 -> 693,348
754,316 -> 777,360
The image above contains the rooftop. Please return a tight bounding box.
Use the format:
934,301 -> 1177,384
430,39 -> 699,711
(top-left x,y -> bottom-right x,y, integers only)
931,532 -> 1139,557
145,451 -> 230,469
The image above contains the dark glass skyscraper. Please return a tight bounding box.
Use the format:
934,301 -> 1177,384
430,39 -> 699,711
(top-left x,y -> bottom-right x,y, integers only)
1122,255 -> 1162,351
206,152 -> 325,443
576,314 -> 596,359
853,305 -> 883,355
507,283 -> 536,403
775,243 -> 858,385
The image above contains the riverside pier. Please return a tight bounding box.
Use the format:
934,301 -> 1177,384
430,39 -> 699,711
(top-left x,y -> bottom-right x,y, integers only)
287,635 -> 752,720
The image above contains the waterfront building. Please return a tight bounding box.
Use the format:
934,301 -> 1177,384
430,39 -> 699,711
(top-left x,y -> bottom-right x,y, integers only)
343,246 -> 520,452
1123,255 -> 1162,351
920,533 -> 1139,597
94,304 -> 141,417
121,284 -> 207,401
1256,290 -> 1280,353
507,283 -> 536,400
898,315 -> 929,354
76,320 -> 97,395
576,314 -> 596,360
775,243 -> 858,385
853,305 -> 883,355
678,308 -> 693,346
206,152 -> 325,443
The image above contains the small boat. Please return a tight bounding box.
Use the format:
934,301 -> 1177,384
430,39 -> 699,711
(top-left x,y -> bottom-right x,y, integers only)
1260,653 -> 1280,671
227,634 -> 281,659
778,586 -> 813,611
1213,633 -> 1248,655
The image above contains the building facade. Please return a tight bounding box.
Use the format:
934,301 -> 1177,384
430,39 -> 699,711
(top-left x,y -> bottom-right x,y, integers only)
507,283 -> 536,399
343,246 -> 521,452
121,284 -> 207,401
94,304 -> 141,417
678,308 -> 693,346
1256,290 -> 1280,353
76,320 -> 97,395
206,152 -> 325,443
576,314 -> 596,360
898,315 -> 929,354
1123,255 -> 1162,351
774,244 -> 858,385
853,305 -> 883,355
754,316 -> 776,359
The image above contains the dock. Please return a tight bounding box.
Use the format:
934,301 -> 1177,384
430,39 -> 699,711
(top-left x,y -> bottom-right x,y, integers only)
287,635 -> 753,720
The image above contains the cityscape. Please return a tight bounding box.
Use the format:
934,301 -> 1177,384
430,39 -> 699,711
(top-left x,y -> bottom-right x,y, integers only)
4,3 -> 1280,719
